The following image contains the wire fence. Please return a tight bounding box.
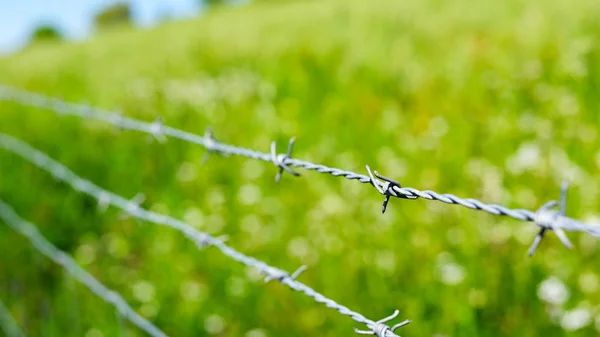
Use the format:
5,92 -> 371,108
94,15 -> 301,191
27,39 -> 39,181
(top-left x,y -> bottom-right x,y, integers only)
0,86 -> 599,255
0,133 -> 410,337
0,297 -> 24,337
2,86 -> 600,336
0,199 -> 167,337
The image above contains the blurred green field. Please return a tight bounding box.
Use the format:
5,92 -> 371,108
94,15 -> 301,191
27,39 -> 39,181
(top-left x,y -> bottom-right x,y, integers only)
1,0 -> 600,336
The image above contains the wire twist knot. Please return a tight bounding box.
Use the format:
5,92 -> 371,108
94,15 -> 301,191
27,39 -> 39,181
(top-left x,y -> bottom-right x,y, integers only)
271,137 -> 300,183
529,181 -> 573,256
366,166 -> 416,213
196,234 -> 228,249
264,265 -> 307,283
97,191 -> 111,213
201,128 -> 227,163
354,310 -> 410,337
119,193 -> 146,220
150,117 -> 166,143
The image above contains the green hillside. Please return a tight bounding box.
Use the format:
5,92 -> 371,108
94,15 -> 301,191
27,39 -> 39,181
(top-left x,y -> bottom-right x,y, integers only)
1,0 -> 599,336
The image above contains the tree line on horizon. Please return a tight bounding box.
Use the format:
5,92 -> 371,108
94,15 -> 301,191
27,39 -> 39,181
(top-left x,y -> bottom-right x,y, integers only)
29,0 -> 232,46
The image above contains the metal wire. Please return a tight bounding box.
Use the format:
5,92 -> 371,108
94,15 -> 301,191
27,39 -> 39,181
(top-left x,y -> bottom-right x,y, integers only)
0,199 -> 167,337
0,86 -> 598,254
0,297 -> 24,337
0,133 -> 410,337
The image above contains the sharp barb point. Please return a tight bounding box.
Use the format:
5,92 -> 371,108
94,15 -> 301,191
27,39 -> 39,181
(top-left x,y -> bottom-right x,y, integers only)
5,88 -> 600,334
270,138 -> 300,181
555,229 -> 573,249
528,228 -> 546,257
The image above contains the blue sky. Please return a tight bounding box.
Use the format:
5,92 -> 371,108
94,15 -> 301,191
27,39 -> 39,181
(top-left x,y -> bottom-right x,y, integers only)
0,0 -> 202,54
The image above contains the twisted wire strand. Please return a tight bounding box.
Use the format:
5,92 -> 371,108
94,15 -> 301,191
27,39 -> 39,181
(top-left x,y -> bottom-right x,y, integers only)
0,199 -> 167,337
0,297 -> 24,337
0,133 -> 409,337
1,86 -> 598,240
0,88 -> 561,216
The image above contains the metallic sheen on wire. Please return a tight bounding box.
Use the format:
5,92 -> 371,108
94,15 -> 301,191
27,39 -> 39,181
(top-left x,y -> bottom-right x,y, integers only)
0,86 -> 598,250
0,133 -> 409,337
0,199 -> 167,337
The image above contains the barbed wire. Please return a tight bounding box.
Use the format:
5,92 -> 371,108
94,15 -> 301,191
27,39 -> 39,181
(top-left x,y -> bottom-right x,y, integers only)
0,199 -> 167,337
0,133 -> 411,337
0,86 -> 598,255
0,297 -> 24,337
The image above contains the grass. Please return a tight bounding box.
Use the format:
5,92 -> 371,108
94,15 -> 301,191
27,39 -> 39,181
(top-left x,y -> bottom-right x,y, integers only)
1,0 -> 600,336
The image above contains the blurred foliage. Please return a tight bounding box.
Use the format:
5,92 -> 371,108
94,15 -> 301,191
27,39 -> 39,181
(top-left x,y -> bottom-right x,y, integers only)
29,24 -> 63,44
94,2 -> 132,30
203,0 -> 229,7
1,0 -> 600,336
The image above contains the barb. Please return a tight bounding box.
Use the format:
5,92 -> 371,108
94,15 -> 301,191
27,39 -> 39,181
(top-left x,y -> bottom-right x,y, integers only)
264,265 -> 307,283
271,137 -> 300,182
201,128 -> 224,164
119,193 -> 146,220
528,181 -> 574,256
0,199 -> 167,337
0,297 -> 24,337
197,234 -> 229,250
0,133 -> 410,337
98,191 -> 111,213
354,310 -> 411,336
149,117 -> 166,143
1,87 -> 598,253
366,165 -> 417,214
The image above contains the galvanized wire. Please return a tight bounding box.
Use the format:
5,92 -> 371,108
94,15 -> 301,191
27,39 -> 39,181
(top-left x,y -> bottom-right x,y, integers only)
0,297 -> 24,337
1,86 -> 598,253
0,199 -> 167,337
0,133 -> 410,337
